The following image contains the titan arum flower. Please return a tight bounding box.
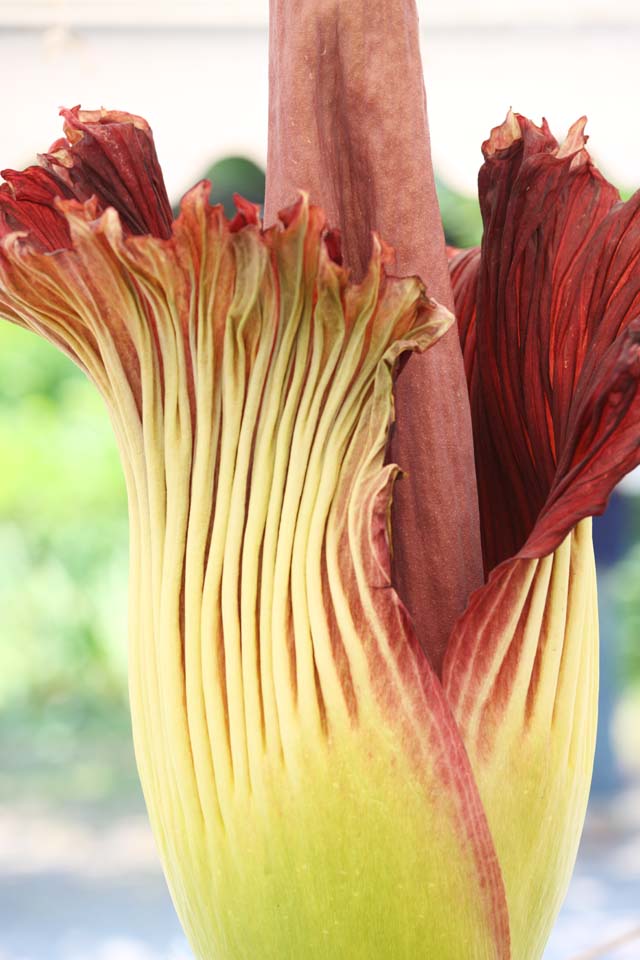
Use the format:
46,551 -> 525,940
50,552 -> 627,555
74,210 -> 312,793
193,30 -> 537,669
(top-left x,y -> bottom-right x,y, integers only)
1,2 -> 639,959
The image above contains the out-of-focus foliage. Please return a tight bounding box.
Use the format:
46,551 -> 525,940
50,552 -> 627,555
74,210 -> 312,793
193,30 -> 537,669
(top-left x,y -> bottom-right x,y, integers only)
613,534 -> 640,687
175,155 -> 266,219
436,176 -> 483,248
0,322 -> 129,714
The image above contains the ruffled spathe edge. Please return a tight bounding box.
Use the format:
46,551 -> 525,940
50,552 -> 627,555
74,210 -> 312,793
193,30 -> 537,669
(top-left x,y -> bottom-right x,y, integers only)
0,106 -> 174,251
0,108 -> 512,955
443,112 -> 640,956
451,111 -> 639,573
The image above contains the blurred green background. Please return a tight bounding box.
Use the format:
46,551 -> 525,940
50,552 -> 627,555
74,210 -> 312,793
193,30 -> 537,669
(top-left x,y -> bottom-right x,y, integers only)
0,166 -> 638,797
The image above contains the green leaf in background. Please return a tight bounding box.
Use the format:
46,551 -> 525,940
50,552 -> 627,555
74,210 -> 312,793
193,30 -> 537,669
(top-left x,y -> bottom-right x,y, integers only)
436,175 -> 483,248
0,324 -> 128,716
174,155 -> 266,219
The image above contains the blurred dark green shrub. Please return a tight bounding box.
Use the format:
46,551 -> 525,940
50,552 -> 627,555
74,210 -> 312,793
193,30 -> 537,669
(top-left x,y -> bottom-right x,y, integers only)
175,155 -> 266,219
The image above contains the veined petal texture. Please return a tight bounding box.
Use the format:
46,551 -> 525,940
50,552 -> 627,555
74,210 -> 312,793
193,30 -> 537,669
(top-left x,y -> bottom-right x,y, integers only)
0,178 -> 509,958
447,112 -> 640,960
444,520 -> 597,959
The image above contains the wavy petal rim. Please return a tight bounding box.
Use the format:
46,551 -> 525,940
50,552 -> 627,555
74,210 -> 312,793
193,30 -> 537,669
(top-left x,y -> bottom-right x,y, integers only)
0,109 -> 510,957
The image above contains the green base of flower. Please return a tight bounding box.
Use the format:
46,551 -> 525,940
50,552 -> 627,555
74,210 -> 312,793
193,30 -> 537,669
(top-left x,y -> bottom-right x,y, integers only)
160,723 -> 503,960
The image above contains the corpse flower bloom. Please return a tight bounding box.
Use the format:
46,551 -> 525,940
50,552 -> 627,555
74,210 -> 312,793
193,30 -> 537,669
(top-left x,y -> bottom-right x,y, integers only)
1,3 -> 639,959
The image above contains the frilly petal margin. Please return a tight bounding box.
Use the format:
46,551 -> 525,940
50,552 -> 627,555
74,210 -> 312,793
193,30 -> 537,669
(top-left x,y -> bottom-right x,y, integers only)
450,112 -> 634,574
444,113 -> 640,959
0,165 -> 75,251
0,183 -> 509,959
0,107 -> 172,252
266,0 -> 484,678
